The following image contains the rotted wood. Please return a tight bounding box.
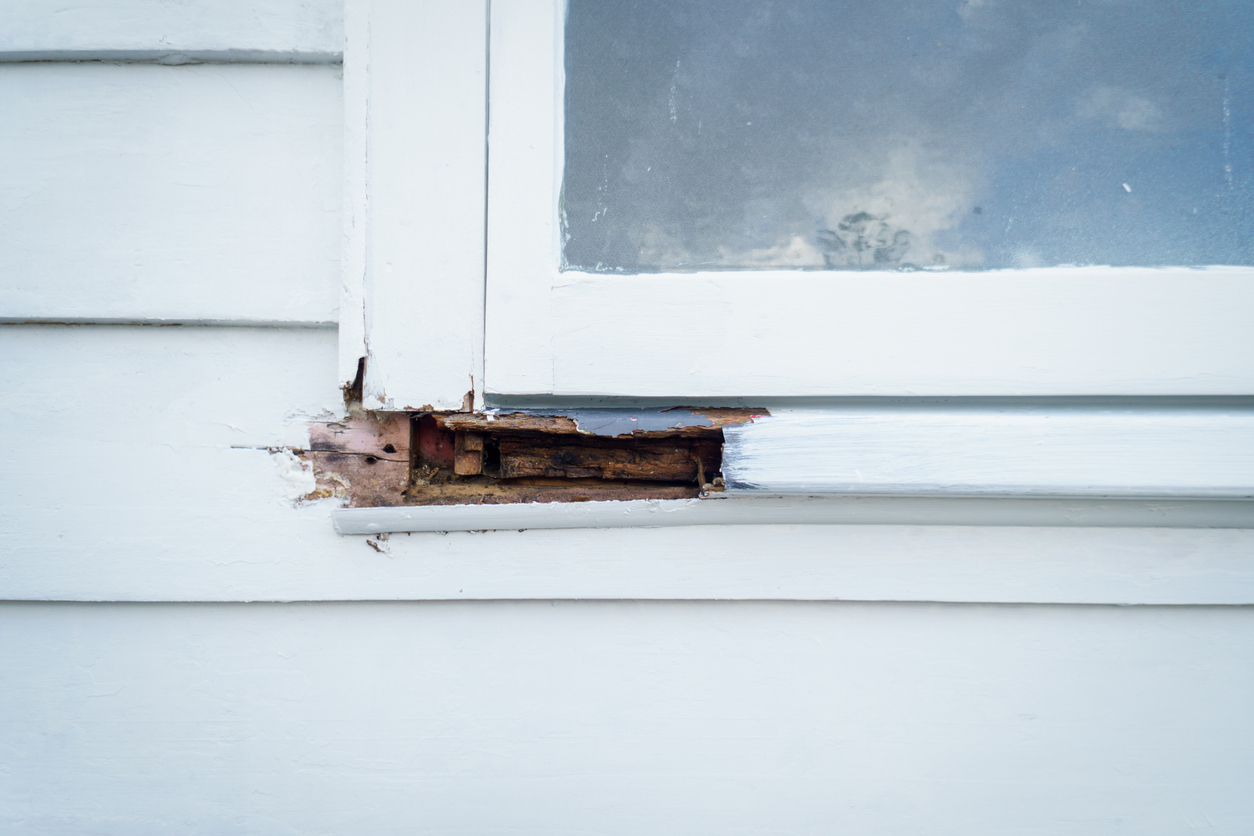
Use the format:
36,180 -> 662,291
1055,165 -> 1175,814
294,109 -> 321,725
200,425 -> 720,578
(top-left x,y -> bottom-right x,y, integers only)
310,408 -> 761,508
497,435 -> 720,482
307,411 -> 411,507
404,480 -> 701,506
436,407 -> 765,438
454,432 -> 484,476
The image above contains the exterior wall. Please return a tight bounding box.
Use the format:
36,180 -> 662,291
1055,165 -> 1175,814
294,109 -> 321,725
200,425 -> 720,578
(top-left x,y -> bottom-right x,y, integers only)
4,601 -> 1253,834
2,3 -> 1252,833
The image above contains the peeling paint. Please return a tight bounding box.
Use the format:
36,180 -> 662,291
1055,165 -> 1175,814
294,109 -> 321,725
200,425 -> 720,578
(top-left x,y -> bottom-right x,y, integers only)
271,448 -> 316,500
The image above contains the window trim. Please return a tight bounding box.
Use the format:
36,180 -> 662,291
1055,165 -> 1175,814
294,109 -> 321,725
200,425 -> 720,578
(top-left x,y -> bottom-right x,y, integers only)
336,0 -> 1254,533
483,0 -> 1254,400
341,0 -> 487,412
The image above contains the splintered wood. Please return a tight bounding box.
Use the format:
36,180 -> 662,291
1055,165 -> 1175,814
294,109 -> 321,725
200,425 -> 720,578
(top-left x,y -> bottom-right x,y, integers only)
307,408 -> 765,507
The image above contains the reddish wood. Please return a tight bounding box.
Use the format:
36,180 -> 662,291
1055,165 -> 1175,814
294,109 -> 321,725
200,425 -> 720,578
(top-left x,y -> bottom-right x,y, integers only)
415,414 -> 456,467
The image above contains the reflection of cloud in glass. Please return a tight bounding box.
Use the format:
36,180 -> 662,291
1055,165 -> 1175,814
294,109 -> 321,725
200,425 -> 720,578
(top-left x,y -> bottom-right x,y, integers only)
564,0 -> 1254,272
806,146 -> 984,268
1078,87 -> 1166,133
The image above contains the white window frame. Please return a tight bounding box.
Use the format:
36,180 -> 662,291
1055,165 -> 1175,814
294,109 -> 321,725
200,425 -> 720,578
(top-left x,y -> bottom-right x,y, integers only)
344,0 -> 1254,407
340,0 -> 487,413
335,0 -> 1254,531
484,0 -> 1254,400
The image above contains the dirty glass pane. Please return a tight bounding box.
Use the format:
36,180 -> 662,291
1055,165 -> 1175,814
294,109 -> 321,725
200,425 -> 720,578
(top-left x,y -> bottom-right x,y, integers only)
562,0 -> 1254,272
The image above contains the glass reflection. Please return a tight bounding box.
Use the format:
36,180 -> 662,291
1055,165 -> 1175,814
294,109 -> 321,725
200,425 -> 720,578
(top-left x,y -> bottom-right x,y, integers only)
563,0 -> 1254,271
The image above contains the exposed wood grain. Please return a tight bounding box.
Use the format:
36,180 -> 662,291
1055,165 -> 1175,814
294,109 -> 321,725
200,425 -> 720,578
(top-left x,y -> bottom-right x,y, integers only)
454,432 -> 484,476
405,480 -> 699,506
438,413 -> 580,435
436,407 -> 762,438
497,435 -> 718,482
308,413 -> 411,507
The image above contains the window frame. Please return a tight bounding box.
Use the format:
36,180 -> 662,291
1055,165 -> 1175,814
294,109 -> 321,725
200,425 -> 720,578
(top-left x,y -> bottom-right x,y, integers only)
481,0 -> 1254,401
343,0 -> 1254,408
336,0 -> 1254,519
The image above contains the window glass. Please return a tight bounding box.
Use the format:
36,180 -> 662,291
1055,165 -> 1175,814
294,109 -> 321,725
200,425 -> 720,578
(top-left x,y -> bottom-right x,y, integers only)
563,0 -> 1254,272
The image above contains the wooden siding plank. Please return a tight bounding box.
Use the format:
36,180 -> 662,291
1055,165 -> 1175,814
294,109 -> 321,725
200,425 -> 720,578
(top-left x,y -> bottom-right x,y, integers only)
3,326 -> 1254,604
0,63 -> 342,324
3,601 -> 1253,832
1,0 -> 342,59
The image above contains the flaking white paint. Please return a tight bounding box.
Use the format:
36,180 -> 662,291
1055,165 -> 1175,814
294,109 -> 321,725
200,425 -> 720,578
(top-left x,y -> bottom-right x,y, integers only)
722,407 -> 1254,497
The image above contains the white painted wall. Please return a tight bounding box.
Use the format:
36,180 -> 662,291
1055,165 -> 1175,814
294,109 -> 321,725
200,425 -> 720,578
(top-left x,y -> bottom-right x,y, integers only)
4,601 -> 1253,834
0,64 -> 342,324
1,2 -> 1252,832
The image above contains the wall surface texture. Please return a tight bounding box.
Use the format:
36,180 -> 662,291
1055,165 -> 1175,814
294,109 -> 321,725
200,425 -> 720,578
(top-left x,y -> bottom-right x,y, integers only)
1,2 -> 1252,834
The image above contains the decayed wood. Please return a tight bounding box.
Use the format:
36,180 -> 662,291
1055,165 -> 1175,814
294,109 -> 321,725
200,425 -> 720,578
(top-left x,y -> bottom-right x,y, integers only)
414,414 -> 455,468
405,480 -> 700,506
438,412 -> 580,434
497,435 -> 719,482
308,412 -> 411,507
312,409 -> 736,508
436,407 -> 763,438
454,432 -> 484,476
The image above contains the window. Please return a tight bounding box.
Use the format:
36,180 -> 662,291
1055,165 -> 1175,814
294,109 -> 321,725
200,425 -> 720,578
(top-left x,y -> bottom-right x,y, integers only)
333,0 -> 1254,528
482,0 -> 1254,400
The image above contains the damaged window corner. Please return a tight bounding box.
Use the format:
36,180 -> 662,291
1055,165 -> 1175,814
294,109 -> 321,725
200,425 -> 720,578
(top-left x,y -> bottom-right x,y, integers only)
340,356 -> 366,410
306,407 -> 766,508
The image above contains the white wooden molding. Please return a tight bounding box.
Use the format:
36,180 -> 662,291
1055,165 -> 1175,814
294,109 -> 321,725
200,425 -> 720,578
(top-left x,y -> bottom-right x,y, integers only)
338,0 -> 369,389
333,496 -> 1254,534
347,0 -> 488,411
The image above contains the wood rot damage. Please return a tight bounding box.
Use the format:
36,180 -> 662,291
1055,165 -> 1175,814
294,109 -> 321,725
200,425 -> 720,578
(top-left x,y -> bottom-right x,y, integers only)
301,407 -> 767,507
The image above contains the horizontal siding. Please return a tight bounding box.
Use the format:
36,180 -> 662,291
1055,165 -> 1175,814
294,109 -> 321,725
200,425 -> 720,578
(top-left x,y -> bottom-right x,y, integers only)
0,63 -> 342,323
3,325 -> 1254,604
1,0 -> 342,59
2,600 -> 1252,833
